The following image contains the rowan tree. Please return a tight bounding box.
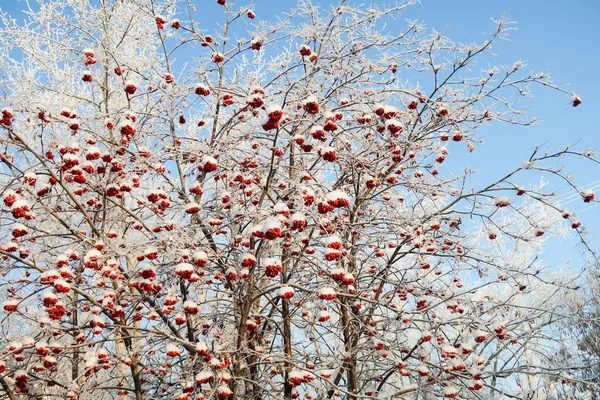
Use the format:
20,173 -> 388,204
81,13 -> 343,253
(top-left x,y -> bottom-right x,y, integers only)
0,0 -> 598,399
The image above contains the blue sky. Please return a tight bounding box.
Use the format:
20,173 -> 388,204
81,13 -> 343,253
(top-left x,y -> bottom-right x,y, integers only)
2,0 -> 598,265
412,0 -> 600,264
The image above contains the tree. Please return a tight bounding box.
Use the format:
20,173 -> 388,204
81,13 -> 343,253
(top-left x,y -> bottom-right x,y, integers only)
0,0 -> 597,399
559,267 -> 600,398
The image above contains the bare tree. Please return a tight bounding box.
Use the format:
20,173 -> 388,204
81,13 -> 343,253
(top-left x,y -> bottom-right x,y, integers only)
558,267 -> 600,399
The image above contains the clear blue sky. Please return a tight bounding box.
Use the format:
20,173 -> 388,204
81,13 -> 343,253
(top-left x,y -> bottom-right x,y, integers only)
411,0 -> 600,264
3,0 -> 599,264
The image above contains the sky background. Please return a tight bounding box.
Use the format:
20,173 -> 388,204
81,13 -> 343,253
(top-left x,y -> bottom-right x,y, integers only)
2,0 -> 599,270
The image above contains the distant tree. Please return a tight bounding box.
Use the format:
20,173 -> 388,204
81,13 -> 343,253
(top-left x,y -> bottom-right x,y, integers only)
0,0 -> 597,399
558,268 -> 600,398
